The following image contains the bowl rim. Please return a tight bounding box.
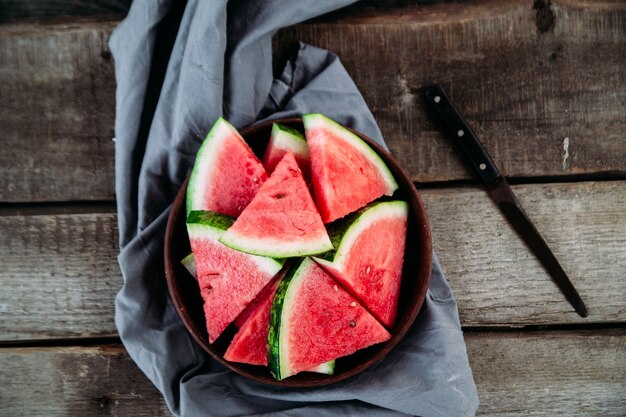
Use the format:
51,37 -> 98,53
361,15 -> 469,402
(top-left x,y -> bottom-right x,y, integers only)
164,116 -> 432,387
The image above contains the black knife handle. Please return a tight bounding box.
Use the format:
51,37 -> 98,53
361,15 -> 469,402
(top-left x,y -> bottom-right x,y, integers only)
425,84 -> 500,185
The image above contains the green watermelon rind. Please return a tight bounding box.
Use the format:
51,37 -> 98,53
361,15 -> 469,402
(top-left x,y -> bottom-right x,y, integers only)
314,201 -> 409,270
268,260 -> 297,380
268,259 -> 338,380
181,252 -> 197,279
313,209 -> 362,263
306,359 -> 335,375
270,123 -> 309,157
302,113 -> 399,195
269,258 -> 316,380
219,228 -> 333,259
186,117 -> 259,216
187,210 -> 235,231
186,210 -> 285,274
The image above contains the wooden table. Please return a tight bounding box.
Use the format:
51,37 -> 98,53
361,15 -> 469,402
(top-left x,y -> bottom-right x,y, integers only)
1,1 -> 625,415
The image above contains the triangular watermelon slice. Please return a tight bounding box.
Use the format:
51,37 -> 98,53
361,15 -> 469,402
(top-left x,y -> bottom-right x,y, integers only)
262,123 -> 311,183
224,270 -> 335,374
268,258 -> 390,380
186,117 -> 268,216
303,114 -> 398,223
219,152 -> 332,258
314,201 -> 408,328
186,210 -> 283,343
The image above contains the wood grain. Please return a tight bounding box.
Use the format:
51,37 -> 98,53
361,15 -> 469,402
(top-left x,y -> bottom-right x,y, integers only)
274,0 -> 626,182
1,1 -> 625,202
0,19 -> 118,202
0,211 -> 119,340
1,330 -> 624,416
0,1 -> 131,23
422,180 -> 626,326
468,329 -> 626,416
1,3 -> 623,415
1,181 -> 623,340
0,345 -> 171,417
0,0 -> 454,23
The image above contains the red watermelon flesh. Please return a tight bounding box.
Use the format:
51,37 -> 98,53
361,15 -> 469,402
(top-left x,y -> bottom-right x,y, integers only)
180,251 -> 262,328
268,258 -> 390,380
314,201 -> 408,328
303,114 -> 398,223
186,117 -> 268,217
262,123 -> 311,183
224,276 -> 282,365
230,268 -> 284,329
225,271 -> 336,373
219,152 -> 332,258
186,211 -> 283,343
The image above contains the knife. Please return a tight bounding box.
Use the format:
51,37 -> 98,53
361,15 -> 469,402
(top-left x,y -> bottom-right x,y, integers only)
424,83 -> 588,317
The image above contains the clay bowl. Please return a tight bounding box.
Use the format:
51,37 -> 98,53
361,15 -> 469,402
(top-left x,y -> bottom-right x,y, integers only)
164,117 -> 432,387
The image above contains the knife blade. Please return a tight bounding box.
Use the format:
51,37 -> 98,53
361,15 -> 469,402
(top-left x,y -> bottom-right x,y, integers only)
424,83 -> 588,317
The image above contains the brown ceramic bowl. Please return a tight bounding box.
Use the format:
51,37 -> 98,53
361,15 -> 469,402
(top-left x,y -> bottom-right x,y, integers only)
164,117 -> 432,387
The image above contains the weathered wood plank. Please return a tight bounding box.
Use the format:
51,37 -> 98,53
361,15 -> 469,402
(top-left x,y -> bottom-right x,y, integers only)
468,329 -> 626,416
0,345 -> 171,417
0,1 -> 131,23
1,330 -> 624,416
0,19 -> 118,202
274,0 -> 626,182
0,211 -> 119,340
1,1 -> 625,202
423,180 -> 626,326
0,0 -> 454,23
1,181 -> 624,340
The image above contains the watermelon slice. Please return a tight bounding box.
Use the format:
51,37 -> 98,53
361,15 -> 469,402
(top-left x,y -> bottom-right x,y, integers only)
186,210 -> 283,343
224,270 -> 335,373
268,258 -> 391,380
186,117 -> 268,217
219,152 -> 332,258
303,114 -> 398,223
314,201 -> 408,328
262,123 -> 311,182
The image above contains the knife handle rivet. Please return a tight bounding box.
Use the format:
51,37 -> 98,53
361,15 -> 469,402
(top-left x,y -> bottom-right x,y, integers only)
479,163 -> 487,170
457,129 -> 465,137
433,95 -> 441,103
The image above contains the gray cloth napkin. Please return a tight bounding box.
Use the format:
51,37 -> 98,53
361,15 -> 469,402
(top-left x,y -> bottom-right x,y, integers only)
109,1 -> 479,416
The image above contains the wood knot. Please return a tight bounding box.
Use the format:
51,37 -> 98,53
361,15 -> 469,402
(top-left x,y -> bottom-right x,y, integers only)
549,44 -> 564,62
98,395 -> 111,411
533,0 -> 555,33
